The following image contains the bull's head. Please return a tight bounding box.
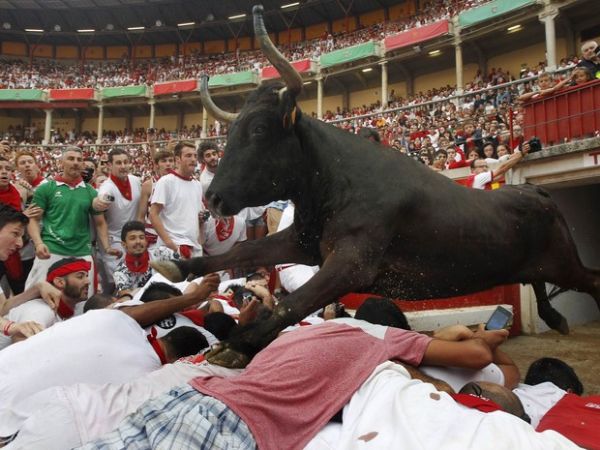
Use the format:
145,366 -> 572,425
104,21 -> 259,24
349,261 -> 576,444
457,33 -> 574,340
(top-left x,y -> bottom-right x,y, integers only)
202,4 -> 304,217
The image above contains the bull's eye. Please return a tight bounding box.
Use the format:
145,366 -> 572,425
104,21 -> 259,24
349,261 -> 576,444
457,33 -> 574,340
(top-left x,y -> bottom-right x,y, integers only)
253,125 -> 266,135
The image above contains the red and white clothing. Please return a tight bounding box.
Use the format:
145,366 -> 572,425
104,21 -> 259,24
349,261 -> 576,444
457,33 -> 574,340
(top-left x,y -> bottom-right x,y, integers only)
537,392 -> 600,449
202,215 -> 246,256
97,174 -> 142,247
113,246 -> 178,292
304,362 -> 579,450
151,172 -> 204,255
0,309 -> 163,422
191,318 -> 431,450
467,171 -> 493,190
1,360 -> 241,450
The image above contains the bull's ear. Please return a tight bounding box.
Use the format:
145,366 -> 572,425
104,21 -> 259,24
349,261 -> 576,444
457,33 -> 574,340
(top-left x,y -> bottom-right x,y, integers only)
279,90 -> 301,131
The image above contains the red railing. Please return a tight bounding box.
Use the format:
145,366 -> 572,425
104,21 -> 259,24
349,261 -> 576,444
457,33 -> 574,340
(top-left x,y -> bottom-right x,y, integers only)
523,79 -> 600,146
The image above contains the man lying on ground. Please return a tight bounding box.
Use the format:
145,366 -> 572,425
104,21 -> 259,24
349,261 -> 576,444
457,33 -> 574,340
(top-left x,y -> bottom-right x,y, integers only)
0,274 -> 219,417
78,313 -> 531,450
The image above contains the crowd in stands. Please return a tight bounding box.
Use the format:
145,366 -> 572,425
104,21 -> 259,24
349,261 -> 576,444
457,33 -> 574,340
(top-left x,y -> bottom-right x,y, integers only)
0,0 -> 490,90
1,52 -> 591,182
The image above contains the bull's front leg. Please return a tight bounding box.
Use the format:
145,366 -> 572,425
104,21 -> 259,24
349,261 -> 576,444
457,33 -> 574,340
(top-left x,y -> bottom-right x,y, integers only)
151,226 -> 319,282
206,240 -> 382,368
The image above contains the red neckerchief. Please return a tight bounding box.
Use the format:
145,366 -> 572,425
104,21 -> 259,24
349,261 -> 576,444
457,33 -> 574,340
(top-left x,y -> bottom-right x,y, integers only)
57,298 -> 75,320
110,174 -> 132,200
0,184 -> 22,211
179,309 -> 205,327
30,175 -> 45,188
215,217 -> 234,242
54,175 -> 83,188
147,328 -> 167,364
125,250 -> 150,273
450,393 -> 503,413
168,169 -> 193,181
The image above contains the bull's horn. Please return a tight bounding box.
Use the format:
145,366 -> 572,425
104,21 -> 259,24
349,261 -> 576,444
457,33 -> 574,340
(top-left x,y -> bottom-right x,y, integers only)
199,75 -> 239,123
253,4 -> 302,98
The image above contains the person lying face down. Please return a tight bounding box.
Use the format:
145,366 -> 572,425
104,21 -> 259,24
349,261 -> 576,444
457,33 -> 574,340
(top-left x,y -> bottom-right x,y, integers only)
81,314 -> 498,450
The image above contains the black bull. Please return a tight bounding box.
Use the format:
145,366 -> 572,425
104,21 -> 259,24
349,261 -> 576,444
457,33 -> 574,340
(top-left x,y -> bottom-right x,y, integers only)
152,6 -> 600,368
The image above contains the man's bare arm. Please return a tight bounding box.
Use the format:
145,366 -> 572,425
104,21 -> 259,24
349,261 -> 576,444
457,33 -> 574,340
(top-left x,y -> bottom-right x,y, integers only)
149,203 -> 177,252
119,273 -> 219,327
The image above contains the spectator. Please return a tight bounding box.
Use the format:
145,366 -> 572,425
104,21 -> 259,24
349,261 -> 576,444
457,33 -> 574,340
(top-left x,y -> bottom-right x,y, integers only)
577,40 -> 600,79
571,66 -> 593,85
149,141 -> 205,259
96,148 -> 141,293
4,257 -> 90,332
198,142 -> 220,196
468,145 -> 528,190
137,149 -> 175,248
113,221 -> 178,293
24,147 -> 115,296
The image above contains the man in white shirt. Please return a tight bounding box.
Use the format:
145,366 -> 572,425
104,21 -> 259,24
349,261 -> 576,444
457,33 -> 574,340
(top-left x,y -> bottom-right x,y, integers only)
5,257 -> 91,331
467,145 -> 528,190
202,215 -> 246,256
96,149 -> 141,293
150,141 -> 205,259
0,274 -> 219,429
198,142 -> 219,197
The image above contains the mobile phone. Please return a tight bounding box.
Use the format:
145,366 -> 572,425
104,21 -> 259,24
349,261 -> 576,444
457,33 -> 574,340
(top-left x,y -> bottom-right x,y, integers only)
102,194 -> 115,202
485,306 -> 513,330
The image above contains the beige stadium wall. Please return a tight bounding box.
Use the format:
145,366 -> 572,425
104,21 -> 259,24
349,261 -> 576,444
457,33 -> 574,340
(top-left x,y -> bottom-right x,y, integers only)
81,117 -> 128,133
413,63 -> 478,94
0,116 -> 25,132
50,118 -> 76,132
487,38 -> 566,76
154,115 -> 178,131
348,81 -> 408,108
298,95 -> 343,115
132,116 -> 149,130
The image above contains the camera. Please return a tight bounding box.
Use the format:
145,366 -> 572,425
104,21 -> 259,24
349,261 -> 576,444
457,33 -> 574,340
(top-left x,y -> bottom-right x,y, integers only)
521,137 -> 542,154
102,194 -> 115,202
199,211 -> 211,222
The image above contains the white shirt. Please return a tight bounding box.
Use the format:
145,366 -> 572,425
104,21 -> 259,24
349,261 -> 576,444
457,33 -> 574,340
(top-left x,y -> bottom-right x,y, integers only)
202,215 -> 246,256
0,309 -> 160,428
471,171 -> 493,189
275,204 -> 320,293
2,360 -> 241,449
151,173 -> 204,250
513,382 -> 567,428
98,175 -> 142,245
199,168 -> 215,198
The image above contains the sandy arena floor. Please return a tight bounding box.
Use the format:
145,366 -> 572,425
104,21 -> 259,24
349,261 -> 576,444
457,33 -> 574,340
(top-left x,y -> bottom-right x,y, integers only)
502,320 -> 600,395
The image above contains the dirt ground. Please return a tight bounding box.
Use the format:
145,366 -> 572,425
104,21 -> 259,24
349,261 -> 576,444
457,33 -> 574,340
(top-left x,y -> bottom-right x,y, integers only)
502,320 -> 600,395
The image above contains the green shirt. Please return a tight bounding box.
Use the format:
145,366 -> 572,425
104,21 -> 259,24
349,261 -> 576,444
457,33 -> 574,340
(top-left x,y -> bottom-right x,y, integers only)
33,180 -> 99,256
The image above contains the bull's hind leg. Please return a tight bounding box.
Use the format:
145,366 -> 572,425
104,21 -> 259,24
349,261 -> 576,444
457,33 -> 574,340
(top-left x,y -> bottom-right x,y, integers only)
531,282 -> 569,335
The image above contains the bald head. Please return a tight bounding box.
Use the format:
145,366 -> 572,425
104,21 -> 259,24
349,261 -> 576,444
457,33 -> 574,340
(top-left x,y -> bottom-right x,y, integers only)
460,381 -> 528,422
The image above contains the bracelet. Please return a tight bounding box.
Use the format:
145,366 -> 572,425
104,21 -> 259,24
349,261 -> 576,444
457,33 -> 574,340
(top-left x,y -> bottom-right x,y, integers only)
3,320 -> 14,336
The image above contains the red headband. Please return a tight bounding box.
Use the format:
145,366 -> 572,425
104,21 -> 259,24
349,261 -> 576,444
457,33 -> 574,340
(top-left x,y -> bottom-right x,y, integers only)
46,260 -> 91,283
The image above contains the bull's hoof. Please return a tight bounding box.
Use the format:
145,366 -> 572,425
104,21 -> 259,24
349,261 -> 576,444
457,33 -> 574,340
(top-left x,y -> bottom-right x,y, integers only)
556,316 -> 570,335
205,343 -> 251,369
150,260 -> 186,282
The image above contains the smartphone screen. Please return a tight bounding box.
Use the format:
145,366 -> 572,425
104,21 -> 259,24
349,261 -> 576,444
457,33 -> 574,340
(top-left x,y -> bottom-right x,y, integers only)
485,306 -> 513,330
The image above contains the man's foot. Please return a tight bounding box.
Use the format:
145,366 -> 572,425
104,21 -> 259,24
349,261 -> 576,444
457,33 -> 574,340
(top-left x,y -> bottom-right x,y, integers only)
150,260 -> 186,282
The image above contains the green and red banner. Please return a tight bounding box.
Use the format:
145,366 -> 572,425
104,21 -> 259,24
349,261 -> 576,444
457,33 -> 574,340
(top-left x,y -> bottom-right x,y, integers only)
49,88 -> 95,101
384,20 -> 450,52
153,79 -> 197,96
261,59 -> 314,79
